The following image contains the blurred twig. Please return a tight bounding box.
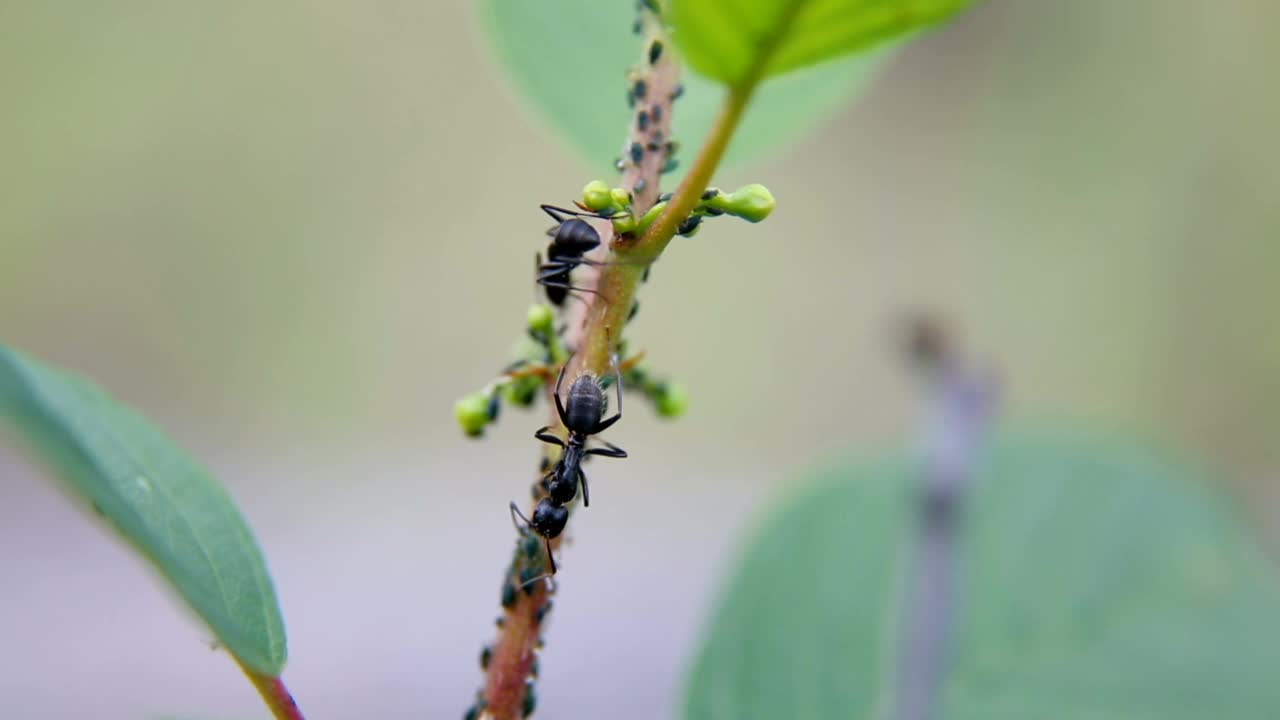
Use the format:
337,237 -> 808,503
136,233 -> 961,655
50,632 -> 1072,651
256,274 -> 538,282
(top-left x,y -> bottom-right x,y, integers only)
893,316 -> 998,720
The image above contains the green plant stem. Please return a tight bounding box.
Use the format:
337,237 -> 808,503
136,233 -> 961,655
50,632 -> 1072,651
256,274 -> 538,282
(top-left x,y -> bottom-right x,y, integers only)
238,659 -> 306,720
577,79 -> 755,376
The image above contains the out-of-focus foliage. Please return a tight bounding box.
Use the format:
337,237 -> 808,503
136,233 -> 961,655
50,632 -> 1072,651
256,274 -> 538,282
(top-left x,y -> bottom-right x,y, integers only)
0,345 -> 287,676
480,0 -> 890,172
669,0 -> 974,86
684,431 -> 1280,718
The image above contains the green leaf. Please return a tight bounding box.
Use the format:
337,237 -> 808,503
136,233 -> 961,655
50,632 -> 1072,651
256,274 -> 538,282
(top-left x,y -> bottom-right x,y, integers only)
670,0 -> 974,87
0,345 -> 287,676
479,0 -> 890,173
684,431 -> 1280,719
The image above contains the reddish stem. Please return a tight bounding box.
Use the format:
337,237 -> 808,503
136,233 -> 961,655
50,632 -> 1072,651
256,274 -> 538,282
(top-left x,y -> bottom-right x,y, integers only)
237,659 -> 306,720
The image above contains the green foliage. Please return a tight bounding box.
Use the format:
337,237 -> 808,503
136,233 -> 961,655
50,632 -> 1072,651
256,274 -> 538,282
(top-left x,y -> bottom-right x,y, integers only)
670,0 -> 974,87
0,346 -> 287,676
684,431 -> 1280,719
480,0 -> 888,172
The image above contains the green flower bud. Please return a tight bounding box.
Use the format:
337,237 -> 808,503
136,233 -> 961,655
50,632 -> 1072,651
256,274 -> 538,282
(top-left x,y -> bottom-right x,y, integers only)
612,213 -> 638,234
726,184 -> 776,223
526,303 -> 555,335
581,180 -> 613,211
455,392 -> 491,437
501,375 -> 542,407
633,201 -> 667,233
655,382 -> 689,418
610,187 -> 632,209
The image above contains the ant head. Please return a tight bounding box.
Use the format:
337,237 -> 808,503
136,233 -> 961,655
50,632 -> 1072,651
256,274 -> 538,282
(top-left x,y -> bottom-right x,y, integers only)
531,498 -> 569,539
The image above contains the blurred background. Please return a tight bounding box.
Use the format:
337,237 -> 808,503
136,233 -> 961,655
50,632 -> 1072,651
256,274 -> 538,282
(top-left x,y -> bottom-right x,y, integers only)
1,1 -> 1276,718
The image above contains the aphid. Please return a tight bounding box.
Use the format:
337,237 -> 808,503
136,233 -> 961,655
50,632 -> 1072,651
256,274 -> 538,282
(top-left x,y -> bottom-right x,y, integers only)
677,214 -> 703,237
634,178 -> 647,194
651,104 -> 663,122
629,142 -> 644,164
522,682 -> 537,717
480,645 -> 493,670
637,109 -> 649,131
534,601 -> 552,626
501,580 -> 518,608
649,40 -> 664,65
670,84 -> 685,101
511,356 -> 628,577
632,79 -> 647,101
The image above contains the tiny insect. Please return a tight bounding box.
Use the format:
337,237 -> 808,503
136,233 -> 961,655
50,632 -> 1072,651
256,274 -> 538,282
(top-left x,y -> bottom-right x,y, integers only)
511,354 -> 627,578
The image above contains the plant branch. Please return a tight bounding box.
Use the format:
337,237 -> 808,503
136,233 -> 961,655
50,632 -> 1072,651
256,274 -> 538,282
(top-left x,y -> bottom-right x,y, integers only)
475,9 -> 681,720
237,659 -> 306,720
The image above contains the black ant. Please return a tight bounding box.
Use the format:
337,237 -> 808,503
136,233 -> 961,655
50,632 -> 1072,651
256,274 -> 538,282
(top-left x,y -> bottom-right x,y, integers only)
510,354 -> 628,578
536,204 -> 620,306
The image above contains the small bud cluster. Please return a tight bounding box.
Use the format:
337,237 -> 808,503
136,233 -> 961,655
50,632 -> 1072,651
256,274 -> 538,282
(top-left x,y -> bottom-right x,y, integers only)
565,179 -> 778,240
453,304 -> 565,438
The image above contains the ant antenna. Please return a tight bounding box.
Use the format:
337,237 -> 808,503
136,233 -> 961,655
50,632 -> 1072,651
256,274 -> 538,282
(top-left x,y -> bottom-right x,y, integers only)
509,501 -> 559,584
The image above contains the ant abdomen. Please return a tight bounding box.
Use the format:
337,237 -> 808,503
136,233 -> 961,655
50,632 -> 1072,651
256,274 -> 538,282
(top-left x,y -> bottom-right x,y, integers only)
564,375 -> 607,431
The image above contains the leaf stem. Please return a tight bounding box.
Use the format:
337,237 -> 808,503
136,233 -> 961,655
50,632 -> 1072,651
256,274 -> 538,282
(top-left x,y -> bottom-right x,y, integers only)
237,658 -> 306,720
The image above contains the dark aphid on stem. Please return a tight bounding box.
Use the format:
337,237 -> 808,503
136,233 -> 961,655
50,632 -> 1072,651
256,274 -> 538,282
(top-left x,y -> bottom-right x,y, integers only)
670,84 -> 684,101
677,214 -> 703,237
632,79 -> 647,101
649,40 -> 664,65
511,355 -> 628,580
534,601 -> 552,626
480,645 -> 493,670
501,580 -> 518,608
651,104 -> 663,123
522,676 -> 537,712
629,142 -> 644,164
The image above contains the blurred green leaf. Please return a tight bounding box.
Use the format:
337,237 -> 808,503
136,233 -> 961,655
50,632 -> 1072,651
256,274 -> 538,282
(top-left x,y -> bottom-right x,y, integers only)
670,0 -> 973,87
479,0 -> 889,173
684,431 -> 1280,718
0,345 -> 287,676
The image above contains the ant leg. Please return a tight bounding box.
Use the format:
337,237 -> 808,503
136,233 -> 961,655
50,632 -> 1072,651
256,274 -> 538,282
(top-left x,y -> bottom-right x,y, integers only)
534,426 -> 566,449
594,352 -> 625,433
552,356 -> 572,427
537,276 -> 606,300
585,440 -> 628,459
540,204 -> 615,224
579,466 -> 589,508
545,540 -> 557,576
510,501 -> 533,534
